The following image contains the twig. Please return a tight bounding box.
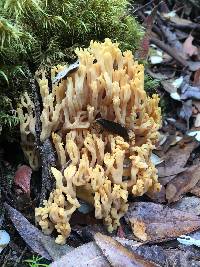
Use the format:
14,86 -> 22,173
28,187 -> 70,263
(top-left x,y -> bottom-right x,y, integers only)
150,37 -> 188,67
132,0 -> 154,14
31,77 -> 56,205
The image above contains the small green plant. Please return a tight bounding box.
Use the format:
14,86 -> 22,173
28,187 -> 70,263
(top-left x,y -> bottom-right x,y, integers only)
144,74 -> 159,94
24,256 -> 49,267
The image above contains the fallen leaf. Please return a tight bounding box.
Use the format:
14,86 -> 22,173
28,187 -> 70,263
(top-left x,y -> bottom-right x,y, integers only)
53,60 -> 79,84
190,180 -> 200,197
4,203 -> 71,261
135,245 -> 168,267
169,16 -> 193,26
166,164 -> 200,203
187,130 -> 200,141
187,61 -> 200,71
165,249 -> 199,267
14,165 -> 32,196
0,230 -> 10,253
50,242 -> 110,267
170,196 -> 200,216
177,235 -> 200,247
125,202 -> 200,242
193,69 -> 200,86
40,236 -> 74,261
150,153 -> 164,166
181,81 -> 200,100
183,35 -> 198,58
150,55 -> 163,64
179,100 -> 193,128
194,113 -> 200,127
157,140 -> 198,178
146,186 -> 166,203
94,233 -> 157,267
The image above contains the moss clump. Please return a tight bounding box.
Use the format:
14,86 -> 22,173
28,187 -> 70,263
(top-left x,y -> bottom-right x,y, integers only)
0,0 -> 143,137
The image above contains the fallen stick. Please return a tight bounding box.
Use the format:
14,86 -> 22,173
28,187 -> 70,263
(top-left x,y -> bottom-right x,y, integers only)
150,37 -> 188,67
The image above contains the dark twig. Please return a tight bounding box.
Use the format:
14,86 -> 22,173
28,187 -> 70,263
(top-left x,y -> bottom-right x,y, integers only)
31,77 -> 56,205
132,0 -> 154,14
150,37 -> 188,67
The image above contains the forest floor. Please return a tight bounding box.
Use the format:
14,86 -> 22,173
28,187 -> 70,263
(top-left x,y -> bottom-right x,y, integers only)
1,1 -> 200,266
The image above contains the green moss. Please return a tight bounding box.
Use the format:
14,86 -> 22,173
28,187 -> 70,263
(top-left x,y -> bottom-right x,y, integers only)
0,0 -> 143,136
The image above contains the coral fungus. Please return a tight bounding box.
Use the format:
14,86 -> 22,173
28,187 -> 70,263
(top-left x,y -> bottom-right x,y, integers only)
18,39 -> 161,244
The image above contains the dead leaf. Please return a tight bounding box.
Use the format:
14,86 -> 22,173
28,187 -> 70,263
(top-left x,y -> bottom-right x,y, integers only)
94,233 -> 157,267
193,69 -> 200,86
166,164 -> 200,203
40,236 -> 74,261
190,180 -> 200,197
179,100 -> 193,129
187,61 -> 200,71
169,16 -> 193,26
194,113 -> 200,127
14,165 -> 32,196
181,81 -> 200,100
183,35 -> 198,58
50,242 -> 110,267
125,202 -> 200,242
4,203 -> 52,260
170,196 -> 200,216
135,245 -> 168,267
146,186 -> 166,203
157,140 -> 198,178
165,249 -> 199,267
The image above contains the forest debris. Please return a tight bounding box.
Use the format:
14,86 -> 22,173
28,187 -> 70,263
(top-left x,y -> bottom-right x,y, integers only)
125,202 -> 200,242
4,203 -> 52,260
179,100 -> 193,129
166,164 -> 200,203
170,196 -> 200,215
150,153 -> 163,166
135,245 -> 168,267
177,235 -> 200,247
53,60 -> 79,84
150,37 -> 188,67
183,35 -> 198,58
181,80 -> 200,100
194,113 -> 200,127
190,179 -> 200,196
94,233 -> 157,267
50,242 -> 110,267
193,69 -> 200,86
14,165 -> 32,196
187,130 -> 200,141
0,230 -> 10,253
165,249 -> 199,267
157,140 -> 198,178
146,186 -> 166,203
40,236 -> 74,261
31,78 -> 56,204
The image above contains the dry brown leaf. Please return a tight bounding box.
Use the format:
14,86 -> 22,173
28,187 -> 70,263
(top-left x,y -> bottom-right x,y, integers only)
166,164 -> 200,203
193,69 -> 200,86
14,165 -> 32,196
94,233 -> 157,267
125,202 -> 200,242
50,242 -> 110,267
169,16 -> 193,26
157,140 -> 198,178
4,203 -> 52,260
146,186 -> 166,203
190,180 -> 200,197
183,35 -> 198,58
170,196 -> 200,216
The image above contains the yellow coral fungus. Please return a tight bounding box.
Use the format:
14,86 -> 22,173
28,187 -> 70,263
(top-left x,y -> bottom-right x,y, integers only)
19,39 -> 161,244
